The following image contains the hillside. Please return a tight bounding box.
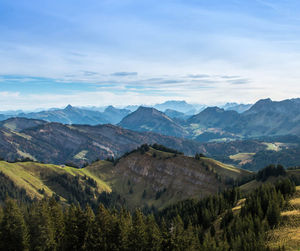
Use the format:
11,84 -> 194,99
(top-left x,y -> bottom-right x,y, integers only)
188,106 -> 240,128
89,146 -> 252,208
0,118 -> 207,166
267,185 -> 300,250
0,147 -> 252,209
0,117 -> 47,131
240,168 -> 300,192
102,105 -> 131,124
164,109 -> 189,120
0,161 -> 111,205
2,117 -> 300,171
119,106 -> 188,137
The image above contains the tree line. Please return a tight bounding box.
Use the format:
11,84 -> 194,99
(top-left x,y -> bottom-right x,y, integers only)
0,178 -> 295,251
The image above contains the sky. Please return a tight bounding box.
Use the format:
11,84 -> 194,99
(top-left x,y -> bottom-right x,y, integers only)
1,0 -> 300,110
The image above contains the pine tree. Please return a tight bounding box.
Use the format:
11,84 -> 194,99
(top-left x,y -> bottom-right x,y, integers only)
63,204 -> 81,251
145,214 -> 162,250
49,198 -> 65,250
267,201 -> 280,228
0,198 -> 29,251
128,209 -> 147,251
94,203 -> 113,250
82,205 -> 96,250
28,200 -> 56,251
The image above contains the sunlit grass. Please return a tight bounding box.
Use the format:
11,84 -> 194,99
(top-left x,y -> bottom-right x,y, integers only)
267,186 -> 300,250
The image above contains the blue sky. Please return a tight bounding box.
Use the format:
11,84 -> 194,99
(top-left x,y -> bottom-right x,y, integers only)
1,0 -> 300,110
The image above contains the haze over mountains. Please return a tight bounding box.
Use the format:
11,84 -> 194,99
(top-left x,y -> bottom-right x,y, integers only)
0,100 -> 249,126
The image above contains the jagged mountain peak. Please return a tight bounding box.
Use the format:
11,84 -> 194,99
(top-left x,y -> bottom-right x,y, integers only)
64,104 -> 75,111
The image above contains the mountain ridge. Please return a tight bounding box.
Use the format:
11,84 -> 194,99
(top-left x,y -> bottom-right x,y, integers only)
119,106 -> 189,137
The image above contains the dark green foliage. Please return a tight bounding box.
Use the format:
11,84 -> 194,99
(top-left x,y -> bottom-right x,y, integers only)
142,190 -> 147,199
0,179 -> 295,251
0,199 -> 29,251
151,143 -> 183,154
256,164 -> 286,181
195,153 -> 206,160
105,156 -> 115,163
155,188 -> 167,200
138,144 -> 150,154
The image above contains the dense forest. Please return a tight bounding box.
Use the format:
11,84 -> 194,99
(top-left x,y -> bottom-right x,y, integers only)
0,177 -> 295,250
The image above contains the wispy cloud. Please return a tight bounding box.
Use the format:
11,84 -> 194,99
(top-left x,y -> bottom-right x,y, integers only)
1,0 -> 300,108
111,72 -> 138,77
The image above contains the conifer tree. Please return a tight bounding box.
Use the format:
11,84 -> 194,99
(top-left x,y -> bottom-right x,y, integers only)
145,214 -> 162,250
0,198 -> 29,251
82,205 -> 96,250
28,200 -> 56,251
94,203 -> 113,250
128,209 -> 147,251
49,198 -> 65,250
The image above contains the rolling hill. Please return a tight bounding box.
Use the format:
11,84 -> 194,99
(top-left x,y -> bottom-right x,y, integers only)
0,146 -> 252,209
88,146 -> 252,208
188,106 -> 240,129
0,161 -> 111,202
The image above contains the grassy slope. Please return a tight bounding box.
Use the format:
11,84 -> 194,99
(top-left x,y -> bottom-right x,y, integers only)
267,186 -> 300,250
0,150 -> 253,209
0,161 -> 111,200
202,157 -> 252,179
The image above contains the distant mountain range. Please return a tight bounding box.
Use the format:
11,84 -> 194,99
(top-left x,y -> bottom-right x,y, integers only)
0,100 -> 250,128
0,105 -> 131,125
2,98 -> 300,142
153,100 -> 198,114
222,102 -> 252,113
